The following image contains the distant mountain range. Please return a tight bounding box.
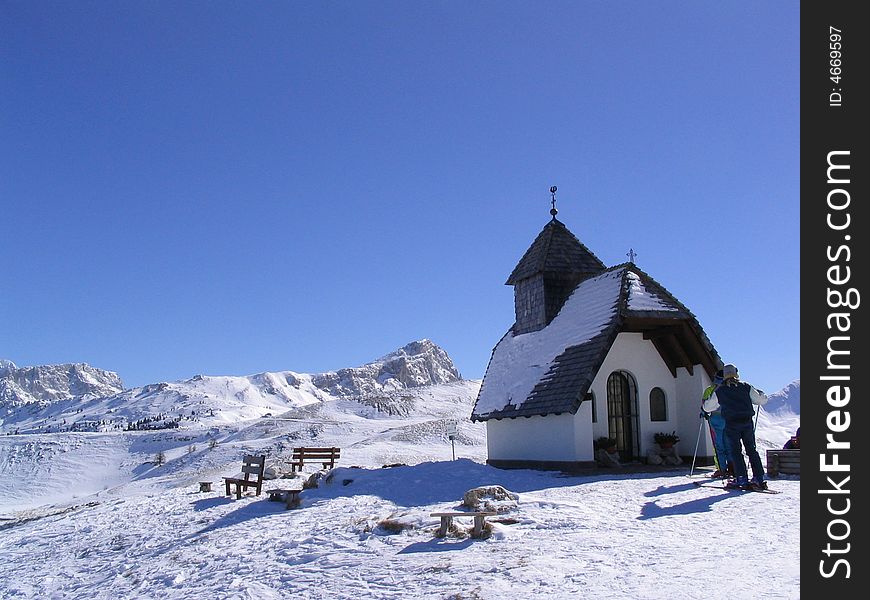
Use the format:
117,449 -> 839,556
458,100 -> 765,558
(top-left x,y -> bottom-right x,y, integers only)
0,340 -> 462,434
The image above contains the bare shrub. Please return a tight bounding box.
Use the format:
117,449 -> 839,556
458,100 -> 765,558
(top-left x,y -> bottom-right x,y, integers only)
376,518 -> 414,535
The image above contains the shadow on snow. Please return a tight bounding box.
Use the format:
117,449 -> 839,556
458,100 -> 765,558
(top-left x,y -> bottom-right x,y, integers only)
398,538 -> 476,554
300,458 -> 698,508
638,480 -> 735,520
187,495 -> 286,536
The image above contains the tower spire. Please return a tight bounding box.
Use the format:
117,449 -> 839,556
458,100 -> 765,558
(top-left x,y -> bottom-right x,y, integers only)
549,185 -> 558,218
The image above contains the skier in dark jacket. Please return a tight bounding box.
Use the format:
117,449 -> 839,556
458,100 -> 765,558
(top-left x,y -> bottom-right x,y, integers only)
701,363 -> 768,490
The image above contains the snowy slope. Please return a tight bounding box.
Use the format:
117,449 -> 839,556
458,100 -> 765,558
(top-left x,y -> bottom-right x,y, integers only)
0,401 -> 799,600
0,379 -> 484,512
0,369 -> 800,599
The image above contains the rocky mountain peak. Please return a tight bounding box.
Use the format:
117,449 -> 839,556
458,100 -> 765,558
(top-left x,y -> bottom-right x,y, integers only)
765,379 -> 800,414
311,339 -> 461,398
0,362 -> 124,406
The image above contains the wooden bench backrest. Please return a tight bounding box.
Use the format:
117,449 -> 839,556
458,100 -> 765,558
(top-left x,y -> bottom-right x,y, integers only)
241,454 -> 266,482
766,449 -> 800,476
292,447 -> 340,459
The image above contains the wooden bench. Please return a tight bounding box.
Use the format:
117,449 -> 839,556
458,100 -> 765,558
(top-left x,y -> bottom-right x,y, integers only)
766,449 -> 800,477
199,481 -> 213,492
267,488 -> 302,509
430,511 -> 497,538
223,454 -> 266,499
290,447 -> 341,472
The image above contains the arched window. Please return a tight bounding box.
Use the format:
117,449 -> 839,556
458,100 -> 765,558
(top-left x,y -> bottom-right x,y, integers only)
585,391 -> 596,422
649,387 -> 667,422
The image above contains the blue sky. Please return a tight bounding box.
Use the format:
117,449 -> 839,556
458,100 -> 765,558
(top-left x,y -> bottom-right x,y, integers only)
1,2 -> 799,394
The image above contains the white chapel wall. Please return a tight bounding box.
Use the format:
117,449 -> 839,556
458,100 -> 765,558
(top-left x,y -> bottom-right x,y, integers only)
572,399 -> 595,461
588,332 -> 678,456
486,412 -> 577,462
675,366 -> 715,459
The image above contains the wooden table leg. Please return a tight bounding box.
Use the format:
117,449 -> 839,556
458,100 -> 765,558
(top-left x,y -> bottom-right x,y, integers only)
473,515 -> 485,537
437,515 -> 453,536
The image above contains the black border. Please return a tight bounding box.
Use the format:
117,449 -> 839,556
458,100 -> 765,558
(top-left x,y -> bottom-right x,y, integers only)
802,3 -> 867,595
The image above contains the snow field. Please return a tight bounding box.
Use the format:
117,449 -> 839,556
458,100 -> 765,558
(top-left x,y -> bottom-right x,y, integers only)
1,457 -> 799,600
0,380 -> 800,599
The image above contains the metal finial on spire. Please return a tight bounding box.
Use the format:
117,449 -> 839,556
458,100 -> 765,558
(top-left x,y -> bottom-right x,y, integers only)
627,248 -> 637,263
549,186 -> 558,217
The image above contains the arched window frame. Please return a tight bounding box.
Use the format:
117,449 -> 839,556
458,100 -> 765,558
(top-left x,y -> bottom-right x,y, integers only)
649,387 -> 668,422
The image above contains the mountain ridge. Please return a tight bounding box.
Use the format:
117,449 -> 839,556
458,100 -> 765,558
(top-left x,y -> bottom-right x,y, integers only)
0,362 -> 124,407
0,339 -> 463,434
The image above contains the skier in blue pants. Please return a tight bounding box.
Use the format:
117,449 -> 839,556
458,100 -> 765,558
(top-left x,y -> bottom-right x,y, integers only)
702,363 -> 768,491
701,370 -> 732,478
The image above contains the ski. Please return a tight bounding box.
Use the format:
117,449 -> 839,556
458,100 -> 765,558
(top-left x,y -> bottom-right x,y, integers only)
692,481 -> 782,494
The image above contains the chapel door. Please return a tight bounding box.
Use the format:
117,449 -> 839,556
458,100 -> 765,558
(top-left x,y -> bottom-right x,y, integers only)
607,371 -> 639,461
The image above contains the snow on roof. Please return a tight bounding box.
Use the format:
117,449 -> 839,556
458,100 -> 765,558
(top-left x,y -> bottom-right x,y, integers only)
626,271 -> 678,312
473,269 -> 622,417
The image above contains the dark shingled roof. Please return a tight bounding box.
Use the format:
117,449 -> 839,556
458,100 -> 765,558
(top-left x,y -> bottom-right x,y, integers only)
505,218 -> 606,285
472,264 -> 722,421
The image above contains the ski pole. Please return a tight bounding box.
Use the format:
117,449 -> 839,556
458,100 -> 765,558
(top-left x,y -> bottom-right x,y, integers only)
707,418 -> 722,473
689,416 -> 705,477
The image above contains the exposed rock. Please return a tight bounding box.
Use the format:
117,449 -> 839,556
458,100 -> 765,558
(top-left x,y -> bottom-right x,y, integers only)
304,471 -> 327,489
462,485 -> 519,513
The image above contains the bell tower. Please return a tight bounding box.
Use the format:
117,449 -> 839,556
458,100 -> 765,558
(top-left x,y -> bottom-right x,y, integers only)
506,187 -> 607,335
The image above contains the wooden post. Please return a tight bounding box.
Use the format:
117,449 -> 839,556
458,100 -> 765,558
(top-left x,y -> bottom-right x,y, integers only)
437,515 -> 453,537
472,515 -> 486,537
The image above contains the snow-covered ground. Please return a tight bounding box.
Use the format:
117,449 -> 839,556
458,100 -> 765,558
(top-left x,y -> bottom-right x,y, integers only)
0,380 -> 800,600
